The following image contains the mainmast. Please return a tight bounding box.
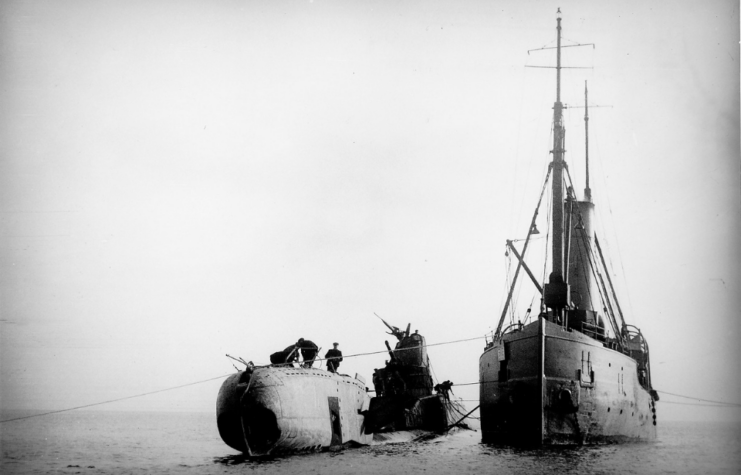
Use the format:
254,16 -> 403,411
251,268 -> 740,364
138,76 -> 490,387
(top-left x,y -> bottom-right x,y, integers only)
544,9 -> 569,312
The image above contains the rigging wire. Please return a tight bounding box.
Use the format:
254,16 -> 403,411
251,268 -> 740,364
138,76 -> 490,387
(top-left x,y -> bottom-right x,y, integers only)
525,295 -> 536,326
586,237 -> 620,338
0,374 -> 232,424
491,250 -> 514,336
4,329 -> 738,424
495,161 -> 553,337
659,401 -> 741,408
502,247 -> 515,330
656,390 -> 741,407
589,127 -> 638,324
564,169 -> 622,340
510,177 -> 548,324
542,183 -> 552,287
502,252 -> 513,329
0,334 -> 491,425
402,379 -> 741,409
510,251 -> 521,327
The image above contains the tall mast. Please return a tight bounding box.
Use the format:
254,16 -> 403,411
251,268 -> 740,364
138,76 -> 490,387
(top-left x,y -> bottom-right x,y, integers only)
584,81 -> 592,202
551,10 -> 565,283
544,8 -> 570,313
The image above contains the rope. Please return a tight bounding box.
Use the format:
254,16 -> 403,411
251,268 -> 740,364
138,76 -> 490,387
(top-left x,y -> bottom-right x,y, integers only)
6,330 -> 735,425
439,381 -> 741,409
564,170 -> 620,336
0,373 -> 233,424
0,335 -> 490,424
261,334 -> 489,369
495,163 -> 554,337
444,404 -> 480,431
661,401 -> 741,407
656,390 -> 741,407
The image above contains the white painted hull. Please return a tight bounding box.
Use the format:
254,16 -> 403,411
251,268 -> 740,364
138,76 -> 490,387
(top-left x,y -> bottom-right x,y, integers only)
217,366 -> 372,456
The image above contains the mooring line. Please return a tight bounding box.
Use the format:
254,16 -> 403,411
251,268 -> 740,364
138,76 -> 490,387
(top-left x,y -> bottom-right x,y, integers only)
655,390 -> 741,407
1,333 -> 490,425
0,374 -> 232,424
6,332 -> 736,424
258,334 -> 488,369
660,401 -> 741,407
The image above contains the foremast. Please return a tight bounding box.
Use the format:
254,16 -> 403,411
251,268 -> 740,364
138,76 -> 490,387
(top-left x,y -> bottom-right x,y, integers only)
543,9 -> 569,316
492,10 -> 609,337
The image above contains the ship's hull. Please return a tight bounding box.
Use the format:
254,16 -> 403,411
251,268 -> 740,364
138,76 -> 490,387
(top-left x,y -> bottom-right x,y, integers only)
364,394 -> 451,433
217,366 -> 372,456
479,318 -> 657,445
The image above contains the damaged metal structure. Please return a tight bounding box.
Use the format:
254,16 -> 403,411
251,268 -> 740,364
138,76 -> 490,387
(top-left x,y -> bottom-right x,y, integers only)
217,321 -> 466,456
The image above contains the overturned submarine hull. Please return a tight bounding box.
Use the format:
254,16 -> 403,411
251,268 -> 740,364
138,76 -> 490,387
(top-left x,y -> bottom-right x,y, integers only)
217,366 -> 372,456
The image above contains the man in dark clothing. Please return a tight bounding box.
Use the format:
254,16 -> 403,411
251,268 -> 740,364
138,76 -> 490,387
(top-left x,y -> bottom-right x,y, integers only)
372,368 -> 385,396
271,345 -> 299,366
387,367 -> 406,396
296,338 -> 318,368
434,380 -> 454,401
325,342 -> 343,373
269,351 -> 283,365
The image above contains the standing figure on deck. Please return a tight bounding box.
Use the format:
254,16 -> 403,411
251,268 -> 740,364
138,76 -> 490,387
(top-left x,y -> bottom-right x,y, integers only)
372,369 -> 385,396
434,380 -> 454,401
386,366 -> 406,396
325,342 -> 343,373
296,338 -> 318,368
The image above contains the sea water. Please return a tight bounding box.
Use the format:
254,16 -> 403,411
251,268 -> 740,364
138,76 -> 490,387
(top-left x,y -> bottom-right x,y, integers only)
1,410 -> 739,475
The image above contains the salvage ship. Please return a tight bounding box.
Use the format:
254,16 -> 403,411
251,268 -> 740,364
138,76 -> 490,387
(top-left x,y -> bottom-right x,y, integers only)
479,11 -> 659,445
217,320 -> 465,456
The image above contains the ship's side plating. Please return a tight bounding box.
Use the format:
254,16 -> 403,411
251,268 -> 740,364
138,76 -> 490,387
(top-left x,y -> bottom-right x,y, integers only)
217,366 -> 371,456
480,319 -> 657,444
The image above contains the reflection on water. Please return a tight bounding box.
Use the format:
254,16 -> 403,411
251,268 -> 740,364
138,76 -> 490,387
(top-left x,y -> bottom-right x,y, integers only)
213,453 -> 250,465
2,412 -> 739,475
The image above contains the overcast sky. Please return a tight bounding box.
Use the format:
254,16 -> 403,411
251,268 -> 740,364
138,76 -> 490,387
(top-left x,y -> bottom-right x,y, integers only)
1,0 -> 739,423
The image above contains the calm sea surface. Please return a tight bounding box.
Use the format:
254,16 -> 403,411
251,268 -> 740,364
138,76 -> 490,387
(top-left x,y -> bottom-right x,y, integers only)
1,410 -> 739,475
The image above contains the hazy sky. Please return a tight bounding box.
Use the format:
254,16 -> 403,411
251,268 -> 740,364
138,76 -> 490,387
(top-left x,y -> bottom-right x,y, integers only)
1,0 -> 739,423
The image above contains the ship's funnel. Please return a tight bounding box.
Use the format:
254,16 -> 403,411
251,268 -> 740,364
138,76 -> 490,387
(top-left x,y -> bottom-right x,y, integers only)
567,200 -> 595,311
